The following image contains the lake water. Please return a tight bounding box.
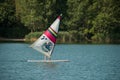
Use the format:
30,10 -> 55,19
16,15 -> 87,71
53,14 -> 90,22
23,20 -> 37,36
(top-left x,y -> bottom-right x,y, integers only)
0,43 -> 120,80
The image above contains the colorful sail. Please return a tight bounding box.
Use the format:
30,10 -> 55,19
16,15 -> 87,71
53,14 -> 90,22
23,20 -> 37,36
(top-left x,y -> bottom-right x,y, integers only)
30,14 -> 62,58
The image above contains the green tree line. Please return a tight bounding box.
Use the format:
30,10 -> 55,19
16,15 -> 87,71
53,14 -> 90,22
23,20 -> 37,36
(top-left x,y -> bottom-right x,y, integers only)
0,0 -> 120,43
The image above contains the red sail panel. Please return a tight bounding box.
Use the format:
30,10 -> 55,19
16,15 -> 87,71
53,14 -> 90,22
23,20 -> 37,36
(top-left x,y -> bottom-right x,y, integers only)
44,30 -> 56,43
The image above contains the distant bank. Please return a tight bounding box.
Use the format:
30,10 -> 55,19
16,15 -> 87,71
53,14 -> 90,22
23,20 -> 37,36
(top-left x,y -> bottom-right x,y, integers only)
0,38 -> 25,42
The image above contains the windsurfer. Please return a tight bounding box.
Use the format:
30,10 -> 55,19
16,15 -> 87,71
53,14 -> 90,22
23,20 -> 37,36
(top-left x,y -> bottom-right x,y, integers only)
42,42 -> 53,53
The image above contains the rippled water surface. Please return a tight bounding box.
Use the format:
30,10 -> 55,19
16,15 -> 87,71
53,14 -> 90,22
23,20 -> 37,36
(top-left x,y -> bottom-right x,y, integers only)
0,43 -> 120,80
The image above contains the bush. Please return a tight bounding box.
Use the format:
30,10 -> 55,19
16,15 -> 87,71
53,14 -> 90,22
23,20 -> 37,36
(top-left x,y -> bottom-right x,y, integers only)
25,32 -> 43,42
25,31 -> 81,43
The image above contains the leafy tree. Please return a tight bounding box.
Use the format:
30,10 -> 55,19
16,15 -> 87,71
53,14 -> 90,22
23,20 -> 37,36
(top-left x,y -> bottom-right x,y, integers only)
0,0 -> 16,37
15,0 -> 38,32
91,0 -> 120,42
0,0 -> 29,38
16,0 -> 56,32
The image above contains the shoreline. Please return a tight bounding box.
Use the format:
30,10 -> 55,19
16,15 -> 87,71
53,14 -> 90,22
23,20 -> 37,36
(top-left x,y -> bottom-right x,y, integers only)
0,38 -> 25,42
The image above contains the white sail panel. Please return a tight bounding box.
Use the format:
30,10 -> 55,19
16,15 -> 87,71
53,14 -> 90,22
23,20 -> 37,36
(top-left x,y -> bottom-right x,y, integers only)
50,18 -> 60,33
30,34 -> 54,58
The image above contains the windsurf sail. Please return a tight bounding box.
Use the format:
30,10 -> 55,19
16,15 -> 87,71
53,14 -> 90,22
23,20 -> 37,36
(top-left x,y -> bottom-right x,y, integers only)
30,14 -> 62,58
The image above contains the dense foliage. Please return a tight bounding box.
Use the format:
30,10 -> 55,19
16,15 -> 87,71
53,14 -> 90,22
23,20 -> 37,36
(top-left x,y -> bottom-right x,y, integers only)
0,0 -> 120,43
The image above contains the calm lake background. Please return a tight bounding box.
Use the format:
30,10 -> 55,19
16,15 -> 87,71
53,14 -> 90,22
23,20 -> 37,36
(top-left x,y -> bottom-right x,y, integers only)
0,43 -> 120,80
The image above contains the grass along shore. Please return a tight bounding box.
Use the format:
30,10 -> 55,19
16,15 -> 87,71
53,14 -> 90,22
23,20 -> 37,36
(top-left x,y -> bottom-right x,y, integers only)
25,31 -> 120,44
